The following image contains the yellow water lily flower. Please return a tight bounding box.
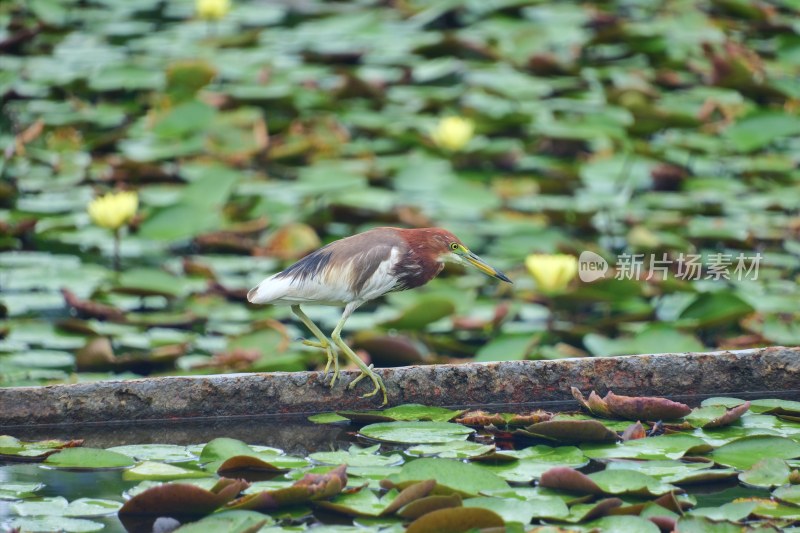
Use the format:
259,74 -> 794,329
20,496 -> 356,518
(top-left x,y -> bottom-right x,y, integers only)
525,254 -> 578,294
431,116 -> 474,151
196,0 -> 231,20
87,191 -> 138,231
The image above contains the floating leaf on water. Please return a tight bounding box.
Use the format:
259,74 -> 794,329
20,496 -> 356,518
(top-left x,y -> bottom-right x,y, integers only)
309,445 -> 403,468
405,506 -> 503,533
686,401 -> 751,429
379,479 -> 436,516
313,486 -> 391,518
339,404 -> 463,424
123,461 -> 211,482
359,421 -> 473,444
738,457 -> 791,488
710,435 -> 800,469
455,410 -> 506,427
621,421 -> 647,441
5,517 -> 104,533
44,448 -> 135,469
395,493 -> 462,520
585,515 -> 661,533
473,445 -> 588,483
571,388 -> 691,420
406,441 -> 495,460
516,419 -> 619,444
171,510 -> 271,532
0,483 -> 42,501
307,412 -> 348,424
603,391 -> 692,421
582,433 -> 712,461
384,458 -> 508,497
226,464 -> 347,511
688,500 -> 759,522
119,478 -> 248,517
106,444 -> 195,462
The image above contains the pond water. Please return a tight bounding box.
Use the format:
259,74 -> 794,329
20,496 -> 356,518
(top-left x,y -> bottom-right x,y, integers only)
2,392 -> 799,532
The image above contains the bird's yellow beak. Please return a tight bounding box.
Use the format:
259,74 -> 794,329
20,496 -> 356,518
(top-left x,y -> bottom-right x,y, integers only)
463,249 -> 512,283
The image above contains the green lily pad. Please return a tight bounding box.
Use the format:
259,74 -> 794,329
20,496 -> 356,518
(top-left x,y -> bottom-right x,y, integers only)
384,458 -> 508,496
172,510 -> 272,532
738,457 -> 791,488
710,436 -> 800,469
308,412 -> 349,424
107,444 -> 195,462
123,461 -> 211,481
582,433 -> 712,461
339,404 -> 464,423
406,441 -> 495,459
359,421 -> 473,444
463,495 -> 566,524
4,517 -> 104,532
405,506 -> 504,533
310,445 -> 403,467
473,445 -> 588,483
44,448 -> 135,469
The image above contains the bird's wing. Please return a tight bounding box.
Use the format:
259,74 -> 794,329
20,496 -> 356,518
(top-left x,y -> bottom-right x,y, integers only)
248,231 -> 406,305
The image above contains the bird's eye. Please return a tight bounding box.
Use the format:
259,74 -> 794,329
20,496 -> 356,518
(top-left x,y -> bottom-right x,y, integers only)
450,242 -> 459,251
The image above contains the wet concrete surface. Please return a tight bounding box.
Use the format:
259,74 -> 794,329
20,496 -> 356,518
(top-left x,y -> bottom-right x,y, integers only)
1,346 -> 799,427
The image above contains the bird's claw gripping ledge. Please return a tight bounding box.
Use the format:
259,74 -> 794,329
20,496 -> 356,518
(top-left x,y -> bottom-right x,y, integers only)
348,364 -> 388,405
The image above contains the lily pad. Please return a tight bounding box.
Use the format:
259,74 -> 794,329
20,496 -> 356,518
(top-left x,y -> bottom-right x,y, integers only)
710,436 -> 800,469
359,421 -> 473,444
44,448 -> 135,469
384,458 -> 508,496
405,506 -> 504,533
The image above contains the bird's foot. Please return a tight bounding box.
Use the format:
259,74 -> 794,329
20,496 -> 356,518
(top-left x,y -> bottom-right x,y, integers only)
304,339 -> 340,388
323,346 -> 340,388
348,364 -> 388,406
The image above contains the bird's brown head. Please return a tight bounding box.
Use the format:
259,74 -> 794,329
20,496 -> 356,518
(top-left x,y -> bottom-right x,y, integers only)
401,227 -> 512,283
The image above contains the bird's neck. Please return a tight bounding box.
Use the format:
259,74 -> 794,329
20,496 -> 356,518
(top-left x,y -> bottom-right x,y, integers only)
392,247 -> 444,290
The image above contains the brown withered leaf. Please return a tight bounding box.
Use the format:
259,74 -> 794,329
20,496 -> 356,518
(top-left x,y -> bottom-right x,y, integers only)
516,420 -> 619,444
0,438 -> 85,463
62,288 -> 126,322
396,493 -> 462,520
405,506 -> 501,533
380,479 -> 436,516
621,421 -> 647,441
217,455 -> 289,480
653,491 -> 691,513
119,478 -> 248,517
649,515 -> 677,532
703,401 -> 751,428
507,410 -> 553,426
571,387 -> 612,418
539,467 -> 604,494
578,498 -> 625,521
455,411 -> 506,427
227,464 -> 347,511
604,392 -> 691,421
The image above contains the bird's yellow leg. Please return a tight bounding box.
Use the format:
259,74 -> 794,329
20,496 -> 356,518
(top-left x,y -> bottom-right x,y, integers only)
291,305 -> 339,386
331,303 -> 388,406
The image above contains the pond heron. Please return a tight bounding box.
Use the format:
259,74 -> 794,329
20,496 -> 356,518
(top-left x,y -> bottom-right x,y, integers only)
247,227 -> 512,405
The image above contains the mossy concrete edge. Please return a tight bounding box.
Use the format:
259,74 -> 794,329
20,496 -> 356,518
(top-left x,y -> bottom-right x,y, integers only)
1,346 -> 798,426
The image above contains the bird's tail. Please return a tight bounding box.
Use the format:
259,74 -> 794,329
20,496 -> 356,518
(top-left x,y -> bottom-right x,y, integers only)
246,274 -> 292,304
